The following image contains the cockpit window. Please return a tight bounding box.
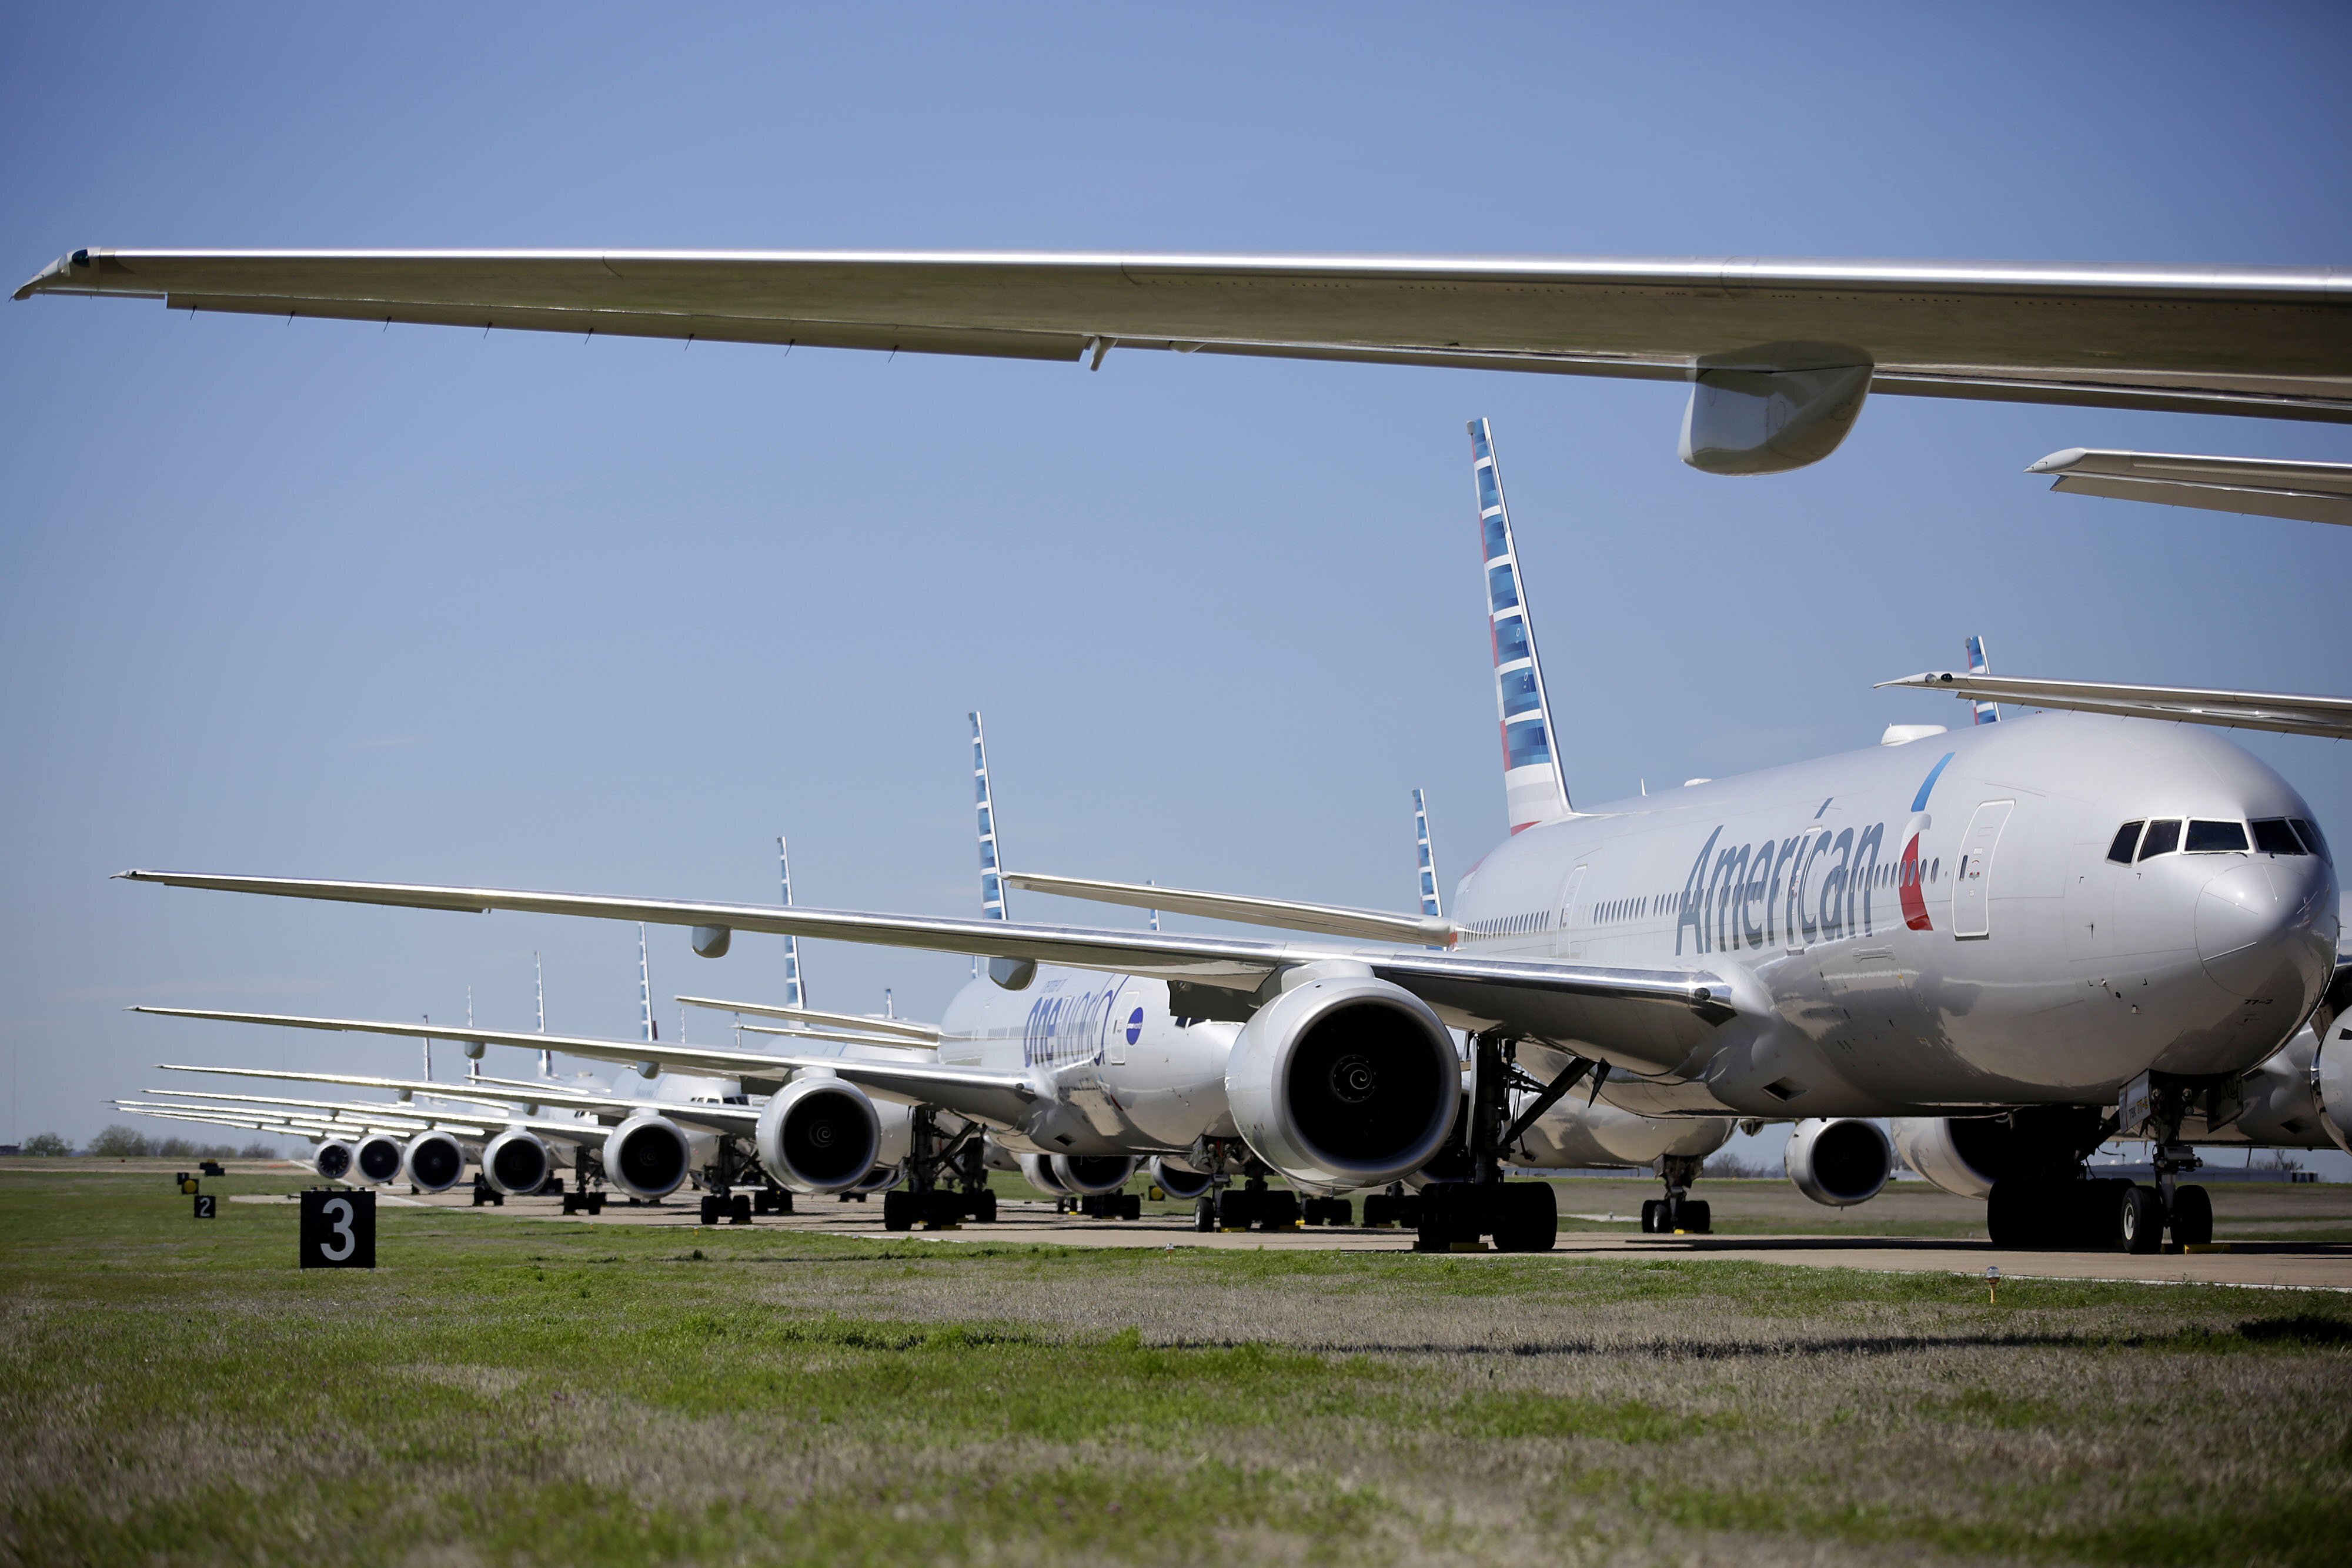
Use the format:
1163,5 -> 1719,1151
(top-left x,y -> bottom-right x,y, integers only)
2184,820 -> 2250,854
2137,820 -> 2180,861
2106,822 -> 2144,864
2251,819 -> 2307,857
2292,818 -> 2333,865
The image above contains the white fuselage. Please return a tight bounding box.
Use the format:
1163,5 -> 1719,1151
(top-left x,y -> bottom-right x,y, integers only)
1450,713 -> 2337,1118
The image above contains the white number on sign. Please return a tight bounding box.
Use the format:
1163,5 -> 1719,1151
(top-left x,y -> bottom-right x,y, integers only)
321,1196 -> 356,1261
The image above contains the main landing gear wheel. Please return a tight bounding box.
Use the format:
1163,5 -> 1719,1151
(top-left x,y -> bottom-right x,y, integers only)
2121,1185 -> 2164,1253
1492,1182 -> 1557,1252
2171,1184 -> 2213,1248
1194,1196 -> 1217,1232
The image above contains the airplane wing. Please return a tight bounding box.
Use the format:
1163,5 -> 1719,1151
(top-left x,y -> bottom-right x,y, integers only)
131,1088 -> 510,1137
1876,671 -> 2352,741
676,994 -> 941,1044
1004,870 -> 1456,946
20,250 -> 2350,476
154,1062 -> 761,1136
121,871 -> 1736,1075
2027,448 -> 2352,527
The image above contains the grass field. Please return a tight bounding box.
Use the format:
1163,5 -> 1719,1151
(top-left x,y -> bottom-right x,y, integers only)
4,1162 -> 2349,1566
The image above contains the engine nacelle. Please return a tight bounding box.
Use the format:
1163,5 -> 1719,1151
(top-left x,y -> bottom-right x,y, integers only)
312,1139 -> 354,1181
1784,1117 -> 1892,1207
352,1132 -> 406,1185
402,1129 -> 467,1193
1225,971 -> 1459,1189
603,1113 -> 693,1201
853,1163 -> 904,1194
1149,1155 -> 1214,1201
2314,1026 -> 2352,1156
1017,1151 -> 1067,1195
1889,1116 -> 2014,1201
1050,1154 -> 1137,1196
756,1076 -> 883,1194
481,1129 -> 554,1196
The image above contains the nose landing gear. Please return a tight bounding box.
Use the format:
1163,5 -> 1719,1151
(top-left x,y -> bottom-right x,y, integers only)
1639,1154 -> 1712,1234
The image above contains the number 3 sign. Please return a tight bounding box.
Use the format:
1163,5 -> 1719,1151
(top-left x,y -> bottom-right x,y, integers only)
299,1189 -> 376,1269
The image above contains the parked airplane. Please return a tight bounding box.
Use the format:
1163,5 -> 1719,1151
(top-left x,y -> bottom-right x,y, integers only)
18,249 -> 2350,475
120,420 -> 2341,1252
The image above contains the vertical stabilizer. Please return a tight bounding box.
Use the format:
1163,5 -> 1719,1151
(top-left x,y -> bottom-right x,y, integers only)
971,711 -> 1008,921
1965,635 -> 2000,724
637,924 -> 657,1042
1413,788 -> 1444,918
534,952 -> 550,1079
1468,419 -> 1575,832
777,836 -> 806,1008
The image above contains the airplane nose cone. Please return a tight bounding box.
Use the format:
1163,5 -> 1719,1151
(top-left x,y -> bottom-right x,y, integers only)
2196,861 -> 2332,1003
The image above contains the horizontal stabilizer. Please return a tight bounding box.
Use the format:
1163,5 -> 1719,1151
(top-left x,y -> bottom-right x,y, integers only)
2028,448 -> 2352,527
1877,671 -> 2352,741
1004,870 -> 1457,946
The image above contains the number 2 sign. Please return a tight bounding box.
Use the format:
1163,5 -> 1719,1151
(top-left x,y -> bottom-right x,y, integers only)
299,1189 -> 376,1269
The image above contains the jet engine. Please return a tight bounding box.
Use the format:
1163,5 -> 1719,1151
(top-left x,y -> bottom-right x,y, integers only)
756,1076 -> 883,1194
1050,1154 -> 1137,1196
1149,1155 -> 1215,1201
1889,1116 -> 2013,1201
480,1128 -> 554,1197
312,1139 -> 354,1181
851,1163 -> 905,1195
1017,1151 -> 1068,1195
602,1113 -> 693,1201
1224,970 -> 1459,1189
1784,1117 -> 1893,1206
401,1129 -> 467,1193
2311,1025 -> 2352,1156
352,1132 -> 406,1185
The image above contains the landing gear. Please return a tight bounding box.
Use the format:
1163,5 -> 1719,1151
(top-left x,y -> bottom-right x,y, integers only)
1361,1183 -> 1421,1229
1213,1178 -> 1299,1232
1074,1191 -> 1142,1220
470,1173 -> 505,1208
1639,1155 -> 1712,1235
698,1193 -> 754,1226
2121,1185 -> 2163,1253
879,1111 -> 998,1231
1413,1031 -> 1559,1253
1301,1196 -> 1352,1226
751,1183 -> 794,1216
2171,1183 -> 2213,1248
559,1160 -> 607,1215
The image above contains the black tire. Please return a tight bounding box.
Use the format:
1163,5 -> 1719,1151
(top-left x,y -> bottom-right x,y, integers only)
1639,1199 -> 1661,1235
1215,1189 -> 1255,1230
1194,1196 -> 1217,1232
2121,1185 -> 2162,1253
882,1190 -> 914,1232
1363,1194 -> 1392,1228
1328,1197 -> 1353,1228
1680,1199 -> 1712,1235
1415,1185 -> 1451,1252
2171,1184 -> 2213,1248
974,1190 -> 998,1224
1122,1193 -> 1142,1222
1494,1182 -> 1558,1252
1986,1178 -> 2046,1248
1258,1189 -> 1299,1231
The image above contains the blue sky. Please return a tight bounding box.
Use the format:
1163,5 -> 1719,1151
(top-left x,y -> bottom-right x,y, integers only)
4,5 -> 2348,1177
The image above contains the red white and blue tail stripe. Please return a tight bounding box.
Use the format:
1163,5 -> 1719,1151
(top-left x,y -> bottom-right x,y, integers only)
1469,418 -> 1574,833
1412,788 -> 1444,918
1965,634 -> 2000,725
777,836 -> 806,1008
972,711 -> 1007,921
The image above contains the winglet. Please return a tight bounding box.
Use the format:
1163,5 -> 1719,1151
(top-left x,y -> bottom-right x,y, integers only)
1468,419 -> 1575,833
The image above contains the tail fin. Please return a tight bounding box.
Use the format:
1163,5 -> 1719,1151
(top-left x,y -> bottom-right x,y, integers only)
778,836 -> 806,1008
972,711 -> 1007,921
1413,788 -> 1444,918
1468,419 -> 1574,832
1965,634 -> 2000,725
637,924 -> 657,1042
534,951 -> 550,1078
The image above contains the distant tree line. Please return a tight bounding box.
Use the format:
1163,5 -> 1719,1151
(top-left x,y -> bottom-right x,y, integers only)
14,1125 -> 282,1159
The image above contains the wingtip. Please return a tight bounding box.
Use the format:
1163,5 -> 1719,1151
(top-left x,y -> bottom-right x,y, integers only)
2026,447 -> 2088,474
1875,671 -> 1959,689
15,250 -> 88,302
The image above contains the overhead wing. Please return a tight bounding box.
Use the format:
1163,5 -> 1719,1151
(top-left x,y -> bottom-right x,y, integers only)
21,250 -> 2350,473
155,1062 -> 760,1136
2027,448 -> 2352,527
1876,671 -> 2352,741
121,871 -> 1736,1074
132,1087 -> 509,1136
1004,870 -> 1457,946
676,994 -> 942,1044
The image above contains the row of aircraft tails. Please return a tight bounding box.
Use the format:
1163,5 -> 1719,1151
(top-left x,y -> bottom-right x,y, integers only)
123,422 -> 2350,1253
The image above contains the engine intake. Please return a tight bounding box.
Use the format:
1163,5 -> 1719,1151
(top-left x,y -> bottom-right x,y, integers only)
1149,1155 -> 1214,1201
1889,1116 -> 2013,1201
604,1114 -> 691,1201
482,1129 -> 553,1196
312,1139 -> 353,1181
402,1129 -> 467,1193
756,1076 -> 883,1194
1051,1154 -> 1137,1196
1017,1151 -> 1067,1195
1225,971 -> 1459,1189
1784,1117 -> 1892,1206
353,1133 -> 405,1185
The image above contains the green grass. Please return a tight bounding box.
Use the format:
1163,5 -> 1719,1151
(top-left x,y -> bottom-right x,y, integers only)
4,1165 -> 2350,1566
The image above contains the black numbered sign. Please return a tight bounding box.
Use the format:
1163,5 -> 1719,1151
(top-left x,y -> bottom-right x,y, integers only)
192,1193 -> 217,1219
300,1189 -> 375,1269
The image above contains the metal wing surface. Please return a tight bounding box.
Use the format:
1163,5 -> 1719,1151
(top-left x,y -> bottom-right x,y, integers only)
1004,870 -> 1457,945
1876,673 -> 2352,741
154,1062 -> 760,1136
21,249 -> 2350,422
2026,448 -> 2352,526
122,871 -> 1736,1075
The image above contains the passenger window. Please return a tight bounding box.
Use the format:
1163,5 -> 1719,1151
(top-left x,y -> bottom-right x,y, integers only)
2292,818 -> 2333,865
2184,820 -> 2250,854
2250,819 -> 2306,856
2137,820 -> 2180,860
2106,822 -> 2143,864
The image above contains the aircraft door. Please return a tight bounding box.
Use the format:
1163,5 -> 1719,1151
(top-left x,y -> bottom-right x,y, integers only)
1951,801 -> 2016,940
1556,865 -> 1589,959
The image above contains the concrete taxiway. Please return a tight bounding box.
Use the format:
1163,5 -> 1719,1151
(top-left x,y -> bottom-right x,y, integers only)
238,1184 -> 2352,1291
